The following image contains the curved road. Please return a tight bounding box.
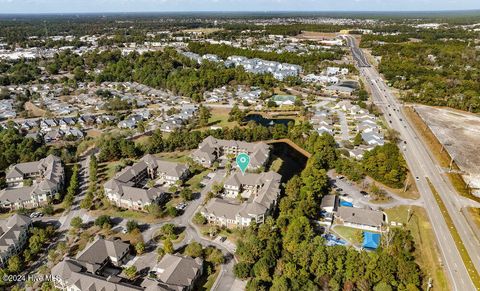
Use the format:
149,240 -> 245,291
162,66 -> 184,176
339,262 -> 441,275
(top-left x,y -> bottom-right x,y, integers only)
343,34 -> 480,290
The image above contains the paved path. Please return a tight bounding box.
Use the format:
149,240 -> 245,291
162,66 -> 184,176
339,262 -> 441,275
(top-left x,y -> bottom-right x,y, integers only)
329,171 -> 424,211
136,169 -> 243,290
337,111 -> 351,141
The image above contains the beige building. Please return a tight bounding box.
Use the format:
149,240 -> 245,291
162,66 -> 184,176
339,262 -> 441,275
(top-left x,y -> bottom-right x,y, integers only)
201,171 -> 281,228
335,206 -> 384,231
104,154 -> 189,211
191,136 -> 270,169
52,237 -> 136,291
0,155 -> 64,209
147,253 -> 203,291
0,214 -> 32,267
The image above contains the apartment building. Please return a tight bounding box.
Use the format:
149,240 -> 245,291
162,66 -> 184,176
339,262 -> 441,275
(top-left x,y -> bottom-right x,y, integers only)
0,155 -> 64,209
201,171 -> 282,227
104,154 -> 189,211
0,214 -> 32,267
191,136 -> 270,170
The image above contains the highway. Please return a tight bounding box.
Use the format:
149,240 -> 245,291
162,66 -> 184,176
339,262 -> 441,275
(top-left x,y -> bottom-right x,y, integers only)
343,35 -> 480,290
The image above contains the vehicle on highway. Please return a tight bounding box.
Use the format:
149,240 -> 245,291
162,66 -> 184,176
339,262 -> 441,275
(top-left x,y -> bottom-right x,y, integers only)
415,176 -> 420,181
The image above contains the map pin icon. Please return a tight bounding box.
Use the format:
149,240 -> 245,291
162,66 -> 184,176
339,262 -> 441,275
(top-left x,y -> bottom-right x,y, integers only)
236,153 -> 250,175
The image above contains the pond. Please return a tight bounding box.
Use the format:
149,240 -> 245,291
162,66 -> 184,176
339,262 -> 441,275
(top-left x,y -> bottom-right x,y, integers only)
269,141 -> 308,182
243,114 -> 294,127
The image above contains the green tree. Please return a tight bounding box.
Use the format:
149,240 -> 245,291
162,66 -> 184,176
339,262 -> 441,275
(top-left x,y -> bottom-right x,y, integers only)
41,204 -> 54,215
7,255 -> 22,274
94,215 -> 111,228
180,188 -> 194,201
157,247 -> 165,260
353,132 -> 364,146
198,105 -> 212,127
234,262 -> 251,279
70,216 -> 83,229
124,266 -> 137,280
126,220 -> 140,233
135,242 -> 146,255
193,212 -> 207,225
164,239 -> 174,254
185,242 -> 203,258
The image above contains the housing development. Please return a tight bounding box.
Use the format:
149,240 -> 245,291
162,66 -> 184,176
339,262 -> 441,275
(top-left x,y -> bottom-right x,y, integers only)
0,3 -> 480,291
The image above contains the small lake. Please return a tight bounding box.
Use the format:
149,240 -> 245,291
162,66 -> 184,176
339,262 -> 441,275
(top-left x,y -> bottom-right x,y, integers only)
243,114 -> 294,127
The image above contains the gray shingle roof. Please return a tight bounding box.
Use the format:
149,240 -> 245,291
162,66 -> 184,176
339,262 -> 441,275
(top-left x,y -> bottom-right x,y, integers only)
155,254 -> 203,289
336,206 -> 384,227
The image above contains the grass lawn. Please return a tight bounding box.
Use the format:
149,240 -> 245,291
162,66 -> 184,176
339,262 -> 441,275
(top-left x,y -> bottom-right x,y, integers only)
90,208 -> 162,224
154,227 -> 185,243
155,151 -> 192,163
195,263 -> 221,291
378,172 -> 420,200
186,169 -> 211,191
385,205 -> 450,291
98,161 -> 123,183
203,266 -> 221,291
204,107 -> 237,129
404,107 -> 478,203
467,208 -> 480,229
166,197 -> 183,208
0,212 -> 13,219
134,135 -> 150,146
331,225 -> 362,246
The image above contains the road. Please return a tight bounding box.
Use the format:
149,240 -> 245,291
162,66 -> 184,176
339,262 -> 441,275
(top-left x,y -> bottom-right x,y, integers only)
139,170 -> 242,291
343,35 -> 480,290
59,149 -> 96,231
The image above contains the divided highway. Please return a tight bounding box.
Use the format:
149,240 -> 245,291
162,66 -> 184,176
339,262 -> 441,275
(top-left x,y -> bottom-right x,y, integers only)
343,35 -> 480,290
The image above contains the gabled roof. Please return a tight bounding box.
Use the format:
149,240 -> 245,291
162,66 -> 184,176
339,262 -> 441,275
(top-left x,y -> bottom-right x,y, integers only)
51,259 -> 142,291
155,254 -> 203,288
337,207 -> 384,227
76,237 -> 130,273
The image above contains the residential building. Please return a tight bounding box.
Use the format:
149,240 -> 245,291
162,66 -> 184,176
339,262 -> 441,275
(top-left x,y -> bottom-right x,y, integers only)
201,171 -> 281,227
335,206 -> 384,231
0,214 -> 32,267
52,237 -> 135,290
148,253 -> 203,291
320,195 -> 338,214
104,155 -> 188,211
0,155 -> 64,209
191,136 -> 270,169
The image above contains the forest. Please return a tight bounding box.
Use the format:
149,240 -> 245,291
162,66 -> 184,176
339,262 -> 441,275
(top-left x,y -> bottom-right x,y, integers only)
233,134 -> 423,291
361,32 -> 480,113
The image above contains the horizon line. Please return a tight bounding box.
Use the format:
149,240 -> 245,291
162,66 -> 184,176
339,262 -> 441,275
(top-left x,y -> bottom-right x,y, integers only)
1,9 -> 480,16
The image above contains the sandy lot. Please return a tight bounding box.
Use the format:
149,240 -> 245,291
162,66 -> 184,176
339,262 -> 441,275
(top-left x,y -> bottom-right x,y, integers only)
415,105 -> 480,193
295,31 -> 339,40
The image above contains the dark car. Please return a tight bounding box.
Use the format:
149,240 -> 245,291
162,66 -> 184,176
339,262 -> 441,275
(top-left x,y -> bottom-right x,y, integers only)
360,191 -> 368,196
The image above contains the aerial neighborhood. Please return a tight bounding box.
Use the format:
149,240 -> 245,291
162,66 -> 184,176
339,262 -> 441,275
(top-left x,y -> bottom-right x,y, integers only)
0,7 -> 479,291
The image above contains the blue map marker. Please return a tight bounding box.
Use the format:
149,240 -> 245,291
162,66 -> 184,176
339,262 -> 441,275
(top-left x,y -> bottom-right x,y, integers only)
236,153 -> 250,174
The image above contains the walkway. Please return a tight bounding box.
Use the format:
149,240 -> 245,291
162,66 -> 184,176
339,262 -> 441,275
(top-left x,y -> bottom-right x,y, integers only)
265,138 -> 312,158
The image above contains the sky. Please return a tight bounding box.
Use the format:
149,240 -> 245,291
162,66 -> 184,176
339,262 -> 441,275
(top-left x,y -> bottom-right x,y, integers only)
0,0 -> 480,14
